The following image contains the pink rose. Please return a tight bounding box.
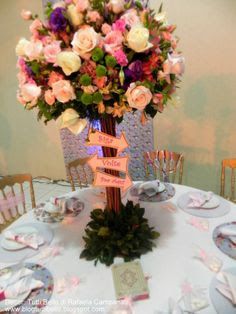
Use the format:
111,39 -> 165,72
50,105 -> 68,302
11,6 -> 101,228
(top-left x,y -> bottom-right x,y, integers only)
52,80 -> 76,103
125,83 -> 152,110
48,71 -> 64,87
25,40 -> 43,61
21,9 -> 32,20
29,19 -> 43,38
120,9 -> 140,27
114,49 -> 128,66
72,26 -> 99,59
44,41 -> 61,63
87,11 -> 102,23
19,83 -> 41,107
101,23 -> 112,35
153,93 -> 163,104
76,0 -> 89,12
44,90 -> 55,105
104,31 -> 123,55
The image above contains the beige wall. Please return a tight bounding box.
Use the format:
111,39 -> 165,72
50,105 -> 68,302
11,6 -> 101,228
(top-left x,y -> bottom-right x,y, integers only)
0,0 -> 236,193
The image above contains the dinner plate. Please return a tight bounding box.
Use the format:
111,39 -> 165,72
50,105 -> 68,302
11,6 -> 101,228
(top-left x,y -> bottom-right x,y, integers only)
0,268 -> 31,312
209,267 -> 236,314
1,226 -> 44,251
213,222 -> 236,259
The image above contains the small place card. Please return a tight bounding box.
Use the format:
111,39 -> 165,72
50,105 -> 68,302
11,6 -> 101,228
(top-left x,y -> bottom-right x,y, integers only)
112,261 -> 149,301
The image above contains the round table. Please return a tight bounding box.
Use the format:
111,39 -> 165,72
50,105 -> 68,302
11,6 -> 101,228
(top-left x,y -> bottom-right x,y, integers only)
0,184 -> 235,313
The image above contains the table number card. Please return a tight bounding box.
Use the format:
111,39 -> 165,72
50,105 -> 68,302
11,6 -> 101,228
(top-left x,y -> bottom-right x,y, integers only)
112,261 -> 149,301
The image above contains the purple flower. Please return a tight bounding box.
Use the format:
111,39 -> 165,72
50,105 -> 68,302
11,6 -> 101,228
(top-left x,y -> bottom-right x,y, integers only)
125,60 -> 143,81
49,8 -> 67,33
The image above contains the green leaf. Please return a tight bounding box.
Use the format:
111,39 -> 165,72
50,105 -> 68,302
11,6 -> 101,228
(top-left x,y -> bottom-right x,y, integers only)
98,227 -> 110,237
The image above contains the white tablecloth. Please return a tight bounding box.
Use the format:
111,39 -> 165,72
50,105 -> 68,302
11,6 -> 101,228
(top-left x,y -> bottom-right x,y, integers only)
1,184 -> 235,314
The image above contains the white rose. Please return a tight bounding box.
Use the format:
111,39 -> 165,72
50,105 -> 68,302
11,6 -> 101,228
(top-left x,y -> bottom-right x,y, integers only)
72,26 -> 99,58
52,1 -> 66,9
56,51 -> 81,76
109,0 -> 125,14
127,25 -> 153,53
67,4 -> 83,27
15,38 -> 30,56
58,108 -> 87,135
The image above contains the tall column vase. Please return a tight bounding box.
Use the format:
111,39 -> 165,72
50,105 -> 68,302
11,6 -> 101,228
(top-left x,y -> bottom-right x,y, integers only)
100,115 -> 121,213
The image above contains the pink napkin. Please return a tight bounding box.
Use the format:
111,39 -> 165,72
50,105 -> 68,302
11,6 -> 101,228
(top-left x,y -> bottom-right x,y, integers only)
0,276 -> 43,300
188,192 -> 213,208
4,230 -> 44,250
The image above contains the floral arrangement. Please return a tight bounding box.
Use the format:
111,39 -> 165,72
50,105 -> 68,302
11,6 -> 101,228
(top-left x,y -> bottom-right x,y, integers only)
16,0 -> 184,131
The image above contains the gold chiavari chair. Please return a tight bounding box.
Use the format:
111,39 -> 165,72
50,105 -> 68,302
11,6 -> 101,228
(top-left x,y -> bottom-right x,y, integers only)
220,159 -> 236,203
0,174 -> 36,232
66,157 -> 91,191
144,150 -> 184,184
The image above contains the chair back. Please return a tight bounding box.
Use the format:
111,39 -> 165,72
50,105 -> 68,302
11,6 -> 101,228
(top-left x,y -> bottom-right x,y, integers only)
220,159 -> 236,202
144,150 -> 184,184
66,157 -> 91,191
0,174 -> 36,231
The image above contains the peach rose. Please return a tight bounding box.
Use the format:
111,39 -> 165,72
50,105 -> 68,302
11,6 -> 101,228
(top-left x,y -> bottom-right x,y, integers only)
125,83 -> 152,110
52,80 -> 76,103
76,0 -> 89,12
21,9 -> 32,20
101,23 -> 112,35
87,11 -> 102,23
109,0 -> 125,14
48,71 -> 64,87
44,41 -> 61,63
104,31 -> 123,55
29,19 -> 43,37
19,83 -> 41,108
44,90 -> 55,105
56,51 -> 81,76
72,26 -> 99,59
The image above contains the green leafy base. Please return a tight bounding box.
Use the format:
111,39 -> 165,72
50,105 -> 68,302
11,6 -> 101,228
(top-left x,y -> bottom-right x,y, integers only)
80,201 -> 160,266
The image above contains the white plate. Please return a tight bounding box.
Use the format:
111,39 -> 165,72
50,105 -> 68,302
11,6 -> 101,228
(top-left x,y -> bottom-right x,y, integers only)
1,226 -> 43,251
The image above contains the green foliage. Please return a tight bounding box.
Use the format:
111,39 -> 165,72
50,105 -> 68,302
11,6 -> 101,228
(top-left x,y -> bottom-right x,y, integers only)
81,93 -> 93,105
93,92 -> 103,104
44,2 -> 53,19
92,48 -> 104,62
105,55 -> 117,68
96,65 -> 107,77
79,74 -> 92,86
80,201 -> 160,266
90,0 -> 105,13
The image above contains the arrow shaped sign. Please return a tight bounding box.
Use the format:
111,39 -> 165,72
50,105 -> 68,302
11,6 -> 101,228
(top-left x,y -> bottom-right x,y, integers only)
88,155 -> 129,173
86,130 -> 129,154
93,171 -> 133,192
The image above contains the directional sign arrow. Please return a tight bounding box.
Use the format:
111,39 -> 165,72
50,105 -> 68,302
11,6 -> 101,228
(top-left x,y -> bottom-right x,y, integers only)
86,130 -> 129,154
93,171 -> 133,192
88,155 -> 129,173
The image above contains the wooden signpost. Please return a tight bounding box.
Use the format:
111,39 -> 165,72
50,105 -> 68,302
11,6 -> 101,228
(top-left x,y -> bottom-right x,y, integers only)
86,130 -> 132,194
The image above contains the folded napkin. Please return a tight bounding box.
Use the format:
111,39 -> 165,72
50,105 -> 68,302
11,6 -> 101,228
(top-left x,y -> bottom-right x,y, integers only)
43,201 -> 62,214
188,191 -> 213,208
4,230 -> 44,250
138,180 -> 163,197
50,196 -> 83,214
0,276 -> 43,300
219,225 -> 236,237
216,271 -> 236,304
0,267 -> 33,290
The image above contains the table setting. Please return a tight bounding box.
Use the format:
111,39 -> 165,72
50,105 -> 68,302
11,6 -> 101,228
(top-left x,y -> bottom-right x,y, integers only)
0,181 -> 235,313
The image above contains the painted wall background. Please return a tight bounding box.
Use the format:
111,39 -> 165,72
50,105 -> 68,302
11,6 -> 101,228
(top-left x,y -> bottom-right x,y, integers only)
0,0 -> 236,194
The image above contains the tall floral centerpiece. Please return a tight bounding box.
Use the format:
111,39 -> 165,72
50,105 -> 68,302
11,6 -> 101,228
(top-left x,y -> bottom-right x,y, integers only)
16,0 -> 184,265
